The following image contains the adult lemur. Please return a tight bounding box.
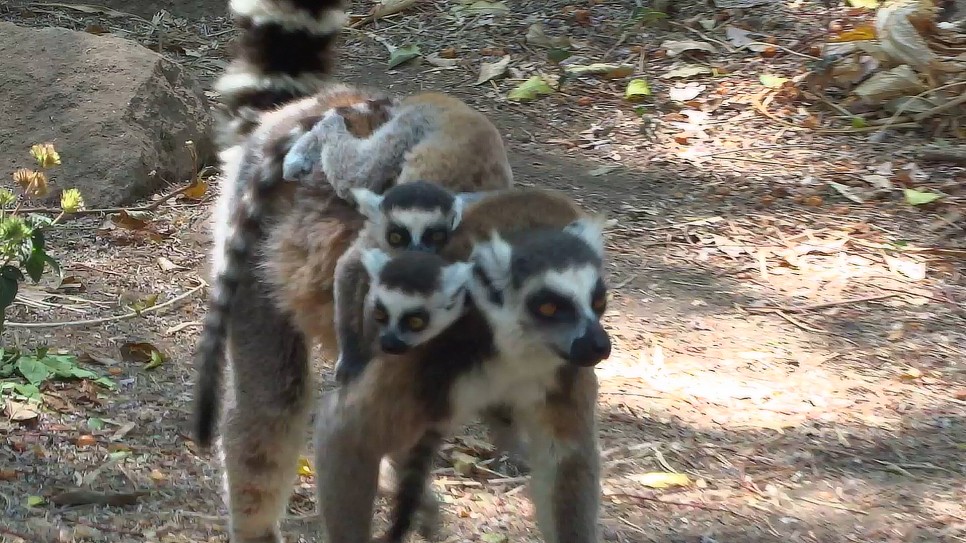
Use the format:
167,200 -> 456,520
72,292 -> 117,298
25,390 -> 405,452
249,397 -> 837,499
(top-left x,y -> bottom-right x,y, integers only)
194,0 -> 512,447
191,0 -> 606,541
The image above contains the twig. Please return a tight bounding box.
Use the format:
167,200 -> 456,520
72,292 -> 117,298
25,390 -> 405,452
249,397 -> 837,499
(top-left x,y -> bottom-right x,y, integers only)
919,146 -> 966,164
873,79 -> 966,136
0,528 -> 32,540
740,41 -> 821,60
796,496 -> 868,515
741,293 -> 900,314
16,184 -> 194,216
349,0 -> 418,28
5,280 -> 206,328
912,90 -> 966,122
611,492 -> 754,520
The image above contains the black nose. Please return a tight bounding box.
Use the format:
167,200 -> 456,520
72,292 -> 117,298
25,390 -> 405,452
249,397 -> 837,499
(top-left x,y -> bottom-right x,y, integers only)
380,333 -> 410,354
568,323 -> 611,367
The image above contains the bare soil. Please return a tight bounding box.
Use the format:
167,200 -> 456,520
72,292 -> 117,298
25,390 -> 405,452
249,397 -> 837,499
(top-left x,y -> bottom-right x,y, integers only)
1,1 -> 964,542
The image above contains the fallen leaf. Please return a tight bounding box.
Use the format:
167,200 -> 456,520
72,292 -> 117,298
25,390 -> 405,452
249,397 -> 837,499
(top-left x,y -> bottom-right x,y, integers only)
899,367 -> 922,380
4,399 -> 40,422
669,83 -> 705,101
588,165 -> 620,177
77,352 -> 119,366
76,434 -> 96,447
624,78 -> 651,101
481,535 -> 508,543
661,64 -> 712,79
0,468 -> 17,481
388,44 -> 421,68
525,23 -> 570,49
476,55 -> 511,85
119,342 -> 165,365
630,472 -> 691,489
903,188 -> 942,206
157,257 -> 184,272
425,53 -> 459,68
828,25 -> 877,42
452,0 -> 509,15
564,63 -> 633,79
829,181 -> 866,203
149,469 -> 166,483
847,0 -> 879,8
853,65 -> 925,105
127,293 -> 159,314
451,451 -> 478,476
661,39 -> 716,57
725,25 -> 755,47
885,256 -> 926,281
507,76 -> 555,102
110,210 -> 150,230
759,74 -> 789,88
87,417 -> 105,431
27,495 -> 45,507
181,179 -> 208,200
547,47 -> 572,63
298,456 -> 315,477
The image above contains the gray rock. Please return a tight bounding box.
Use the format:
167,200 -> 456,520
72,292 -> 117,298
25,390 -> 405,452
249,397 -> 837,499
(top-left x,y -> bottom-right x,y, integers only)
0,22 -> 213,208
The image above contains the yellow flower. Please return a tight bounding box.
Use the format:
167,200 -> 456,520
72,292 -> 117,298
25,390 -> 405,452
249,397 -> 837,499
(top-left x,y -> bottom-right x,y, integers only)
30,143 -> 61,169
13,169 -> 50,199
60,188 -> 85,213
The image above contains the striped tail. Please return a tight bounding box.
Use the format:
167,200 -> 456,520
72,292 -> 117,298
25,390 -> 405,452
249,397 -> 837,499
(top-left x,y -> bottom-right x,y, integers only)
214,0 -> 349,146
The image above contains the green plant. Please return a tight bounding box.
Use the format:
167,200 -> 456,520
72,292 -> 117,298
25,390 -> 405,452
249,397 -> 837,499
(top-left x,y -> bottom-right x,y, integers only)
0,347 -> 115,403
1,143 -> 85,333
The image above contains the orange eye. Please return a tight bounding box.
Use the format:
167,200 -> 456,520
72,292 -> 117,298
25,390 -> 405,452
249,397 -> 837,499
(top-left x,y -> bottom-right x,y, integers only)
407,316 -> 427,331
373,308 -> 388,323
388,232 -> 404,245
431,231 -> 446,242
592,295 -> 607,313
538,303 -> 557,317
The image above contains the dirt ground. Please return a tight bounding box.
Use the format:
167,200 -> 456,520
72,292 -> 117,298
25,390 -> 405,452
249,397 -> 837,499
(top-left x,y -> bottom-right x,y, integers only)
1,1 -> 964,542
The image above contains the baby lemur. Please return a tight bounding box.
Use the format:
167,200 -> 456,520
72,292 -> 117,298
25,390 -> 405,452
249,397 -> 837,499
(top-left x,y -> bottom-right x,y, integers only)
333,181 -> 482,382
314,212 -> 612,543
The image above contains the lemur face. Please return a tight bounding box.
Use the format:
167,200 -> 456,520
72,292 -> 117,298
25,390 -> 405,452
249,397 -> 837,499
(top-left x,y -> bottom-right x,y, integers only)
361,249 -> 473,354
469,218 -> 612,367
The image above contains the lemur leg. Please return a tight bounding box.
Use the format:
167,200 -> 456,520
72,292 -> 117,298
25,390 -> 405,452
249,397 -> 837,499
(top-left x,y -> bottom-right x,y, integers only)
314,391 -> 384,542
480,405 -> 530,473
521,367 -> 601,543
332,240 -> 374,384
314,108 -> 431,200
385,431 -> 444,542
218,281 -> 313,543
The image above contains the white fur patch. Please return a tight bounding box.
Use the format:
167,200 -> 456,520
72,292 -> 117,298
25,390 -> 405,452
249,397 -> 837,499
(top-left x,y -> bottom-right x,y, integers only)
215,72 -> 325,99
536,266 -> 600,310
229,0 -> 348,33
387,209 -> 446,243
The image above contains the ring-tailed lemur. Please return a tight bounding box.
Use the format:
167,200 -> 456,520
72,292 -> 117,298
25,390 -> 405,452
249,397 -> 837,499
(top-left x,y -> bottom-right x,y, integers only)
313,211 -> 612,543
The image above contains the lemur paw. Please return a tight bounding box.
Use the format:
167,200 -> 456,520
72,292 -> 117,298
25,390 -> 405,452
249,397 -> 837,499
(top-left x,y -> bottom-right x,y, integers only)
283,149 -> 320,181
312,109 -> 349,144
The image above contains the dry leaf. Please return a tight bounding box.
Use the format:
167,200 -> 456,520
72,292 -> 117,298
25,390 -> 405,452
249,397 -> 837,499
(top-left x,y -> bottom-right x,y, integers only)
181,179 -> 208,200
157,257 -> 184,272
76,434 -> 97,447
669,83 -> 705,101
661,39 -> 716,57
298,456 -> 315,477
4,399 -> 40,422
110,210 -> 151,230
661,64 -> 713,79
476,55 -> 511,85
630,472 -> 691,489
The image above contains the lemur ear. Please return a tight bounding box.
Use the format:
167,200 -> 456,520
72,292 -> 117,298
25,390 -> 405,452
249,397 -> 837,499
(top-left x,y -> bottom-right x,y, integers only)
564,215 -> 608,259
351,188 -> 384,221
470,231 -> 513,293
360,248 -> 391,279
441,261 -> 474,298
452,191 -> 490,229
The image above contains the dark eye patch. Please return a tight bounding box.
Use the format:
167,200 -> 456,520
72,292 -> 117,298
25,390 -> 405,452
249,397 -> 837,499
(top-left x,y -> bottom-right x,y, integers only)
386,225 -> 411,247
526,289 -> 577,323
421,226 -> 449,248
373,301 -> 389,324
399,309 -> 431,332
591,278 -> 608,315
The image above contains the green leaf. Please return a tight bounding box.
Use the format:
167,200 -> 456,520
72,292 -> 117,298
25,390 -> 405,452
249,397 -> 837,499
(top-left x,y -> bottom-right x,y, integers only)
144,349 -> 165,371
23,246 -> 47,283
547,48 -> 572,64
108,451 -> 130,461
388,45 -> 421,68
481,535 -> 508,543
624,78 -> 652,101
14,383 -> 41,400
851,116 -> 867,128
759,74 -> 789,88
0,265 -> 23,312
507,76 -> 555,102
27,495 -> 45,507
87,417 -> 105,431
17,357 -> 52,385
903,188 -> 942,206
846,0 -> 879,7
94,377 -> 116,390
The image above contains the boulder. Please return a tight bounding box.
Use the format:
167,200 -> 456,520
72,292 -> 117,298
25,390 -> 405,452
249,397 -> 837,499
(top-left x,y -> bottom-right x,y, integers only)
0,22 -> 213,208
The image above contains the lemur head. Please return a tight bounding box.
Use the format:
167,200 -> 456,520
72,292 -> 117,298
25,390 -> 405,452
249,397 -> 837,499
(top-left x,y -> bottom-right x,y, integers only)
352,182 -> 481,254
361,249 -> 474,355
469,217 -> 612,367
